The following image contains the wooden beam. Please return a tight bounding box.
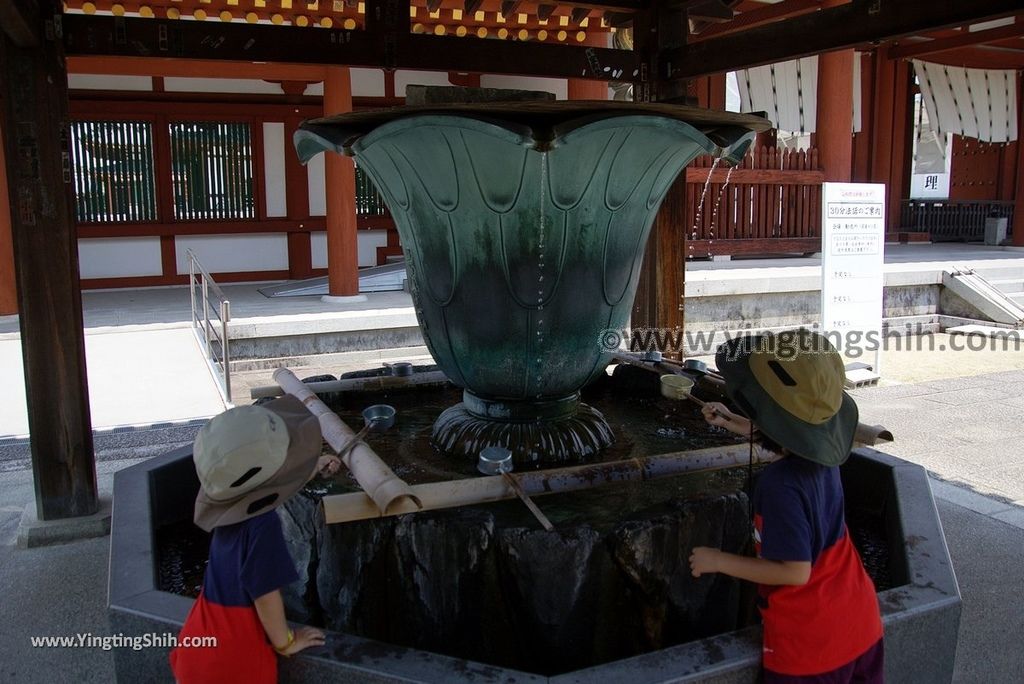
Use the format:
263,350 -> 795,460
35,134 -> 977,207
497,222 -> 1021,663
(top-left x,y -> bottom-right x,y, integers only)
688,238 -> 821,256
501,1 -> 526,17
888,20 -> 1024,59
664,0 -> 1023,79
463,0 -> 486,14
520,1 -> 645,10
571,8 -> 592,24
0,0 -> 41,47
1,23 -> 98,519
63,14 -> 638,82
690,0 -> 820,40
687,1 -> 734,23
399,33 -> 637,80
68,55 -> 329,81
537,4 -> 557,22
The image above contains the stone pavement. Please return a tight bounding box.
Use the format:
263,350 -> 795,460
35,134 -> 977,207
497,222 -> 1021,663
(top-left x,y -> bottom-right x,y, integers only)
853,369 -> 1024,511
0,327 -> 226,439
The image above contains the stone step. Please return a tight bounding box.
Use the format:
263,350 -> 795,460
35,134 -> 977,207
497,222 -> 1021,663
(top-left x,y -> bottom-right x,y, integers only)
229,345 -> 432,373
989,278 -> 1024,294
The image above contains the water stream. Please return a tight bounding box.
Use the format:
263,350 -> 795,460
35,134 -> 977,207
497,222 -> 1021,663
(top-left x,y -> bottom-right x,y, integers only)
688,157 -> 721,260
706,164 -> 736,257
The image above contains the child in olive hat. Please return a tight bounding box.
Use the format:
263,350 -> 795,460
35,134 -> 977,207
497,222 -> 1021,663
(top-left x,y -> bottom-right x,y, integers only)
170,395 -> 340,683
689,329 -> 884,682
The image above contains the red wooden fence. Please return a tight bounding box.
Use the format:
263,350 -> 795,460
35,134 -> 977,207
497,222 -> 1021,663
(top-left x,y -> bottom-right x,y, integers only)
682,146 -> 824,258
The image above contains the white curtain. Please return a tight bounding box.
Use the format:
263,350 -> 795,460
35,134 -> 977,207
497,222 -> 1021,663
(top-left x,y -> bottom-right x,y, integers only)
913,60 -> 1018,143
734,55 -> 863,134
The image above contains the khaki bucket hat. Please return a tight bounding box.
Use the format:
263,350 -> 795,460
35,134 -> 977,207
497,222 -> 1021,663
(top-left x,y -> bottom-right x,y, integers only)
193,395 -> 323,532
715,329 -> 859,467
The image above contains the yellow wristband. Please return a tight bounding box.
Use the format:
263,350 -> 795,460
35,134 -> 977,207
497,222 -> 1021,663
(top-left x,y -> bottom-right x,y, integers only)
273,629 -> 295,656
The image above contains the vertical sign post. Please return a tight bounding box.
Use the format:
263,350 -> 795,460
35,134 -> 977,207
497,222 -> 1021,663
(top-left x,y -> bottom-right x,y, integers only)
821,183 -> 885,383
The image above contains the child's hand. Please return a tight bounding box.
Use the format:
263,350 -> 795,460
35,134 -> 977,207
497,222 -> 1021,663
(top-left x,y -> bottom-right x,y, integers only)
701,403 -> 750,436
281,626 -> 326,656
701,402 -> 734,427
316,455 -> 341,479
689,546 -> 722,577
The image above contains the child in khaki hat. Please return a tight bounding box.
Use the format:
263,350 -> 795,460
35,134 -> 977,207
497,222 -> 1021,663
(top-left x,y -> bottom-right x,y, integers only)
170,395 -> 340,683
689,330 -> 884,683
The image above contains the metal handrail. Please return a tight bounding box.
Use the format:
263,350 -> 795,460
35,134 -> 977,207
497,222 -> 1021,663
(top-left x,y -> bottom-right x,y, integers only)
187,249 -> 233,404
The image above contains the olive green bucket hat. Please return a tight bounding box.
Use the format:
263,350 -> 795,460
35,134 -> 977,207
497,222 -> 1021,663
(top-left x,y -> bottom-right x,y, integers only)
714,329 -> 859,467
192,395 -> 323,532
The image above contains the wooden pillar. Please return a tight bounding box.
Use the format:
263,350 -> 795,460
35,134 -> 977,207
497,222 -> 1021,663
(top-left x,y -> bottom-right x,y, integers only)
283,114 -> 313,280
568,32 -> 610,100
632,5 -> 688,351
1,9 -> 98,519
886,59 -> 913,232
693,74 -> 727,111
867,46 -> 912,232
323,66 -> 360,297
1014,72 -> 1024,247
0,122 -> 16,315
852,52 -> 875,183
815,0 -> 854,182
632,177 -> 687,358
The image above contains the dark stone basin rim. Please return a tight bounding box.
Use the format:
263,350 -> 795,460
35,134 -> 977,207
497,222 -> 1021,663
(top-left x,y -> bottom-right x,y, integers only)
108,446 -> 961,683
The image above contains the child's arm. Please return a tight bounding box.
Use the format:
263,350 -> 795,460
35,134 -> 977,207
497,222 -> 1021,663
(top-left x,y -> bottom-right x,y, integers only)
689,546 -> 811,586
252,589 -> 326,656
701,402 -> 753,437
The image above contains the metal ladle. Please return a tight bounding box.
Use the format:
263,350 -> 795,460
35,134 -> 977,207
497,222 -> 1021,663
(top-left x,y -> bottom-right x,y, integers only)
335,404 -> 396,462
659,374 -> 731,423
477,447 -> 555,532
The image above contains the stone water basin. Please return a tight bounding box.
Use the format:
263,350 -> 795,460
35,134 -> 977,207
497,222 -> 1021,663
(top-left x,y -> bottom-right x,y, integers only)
110,371 -> 959,682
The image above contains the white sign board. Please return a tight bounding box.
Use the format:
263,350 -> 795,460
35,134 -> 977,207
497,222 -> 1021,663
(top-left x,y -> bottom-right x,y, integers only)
910,172 -> 950,199
821,183 -> 885,374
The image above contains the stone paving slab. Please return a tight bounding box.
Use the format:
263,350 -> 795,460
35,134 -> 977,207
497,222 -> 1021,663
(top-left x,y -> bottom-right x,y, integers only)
0,329 -> 225,439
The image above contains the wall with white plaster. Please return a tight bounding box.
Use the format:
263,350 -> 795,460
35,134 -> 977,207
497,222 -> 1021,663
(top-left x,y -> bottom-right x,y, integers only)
175,234 -> 289,274
78,237 -> 163,278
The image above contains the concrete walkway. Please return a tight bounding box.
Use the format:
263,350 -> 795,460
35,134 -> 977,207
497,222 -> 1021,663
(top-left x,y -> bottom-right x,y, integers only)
0,327 -> 226,439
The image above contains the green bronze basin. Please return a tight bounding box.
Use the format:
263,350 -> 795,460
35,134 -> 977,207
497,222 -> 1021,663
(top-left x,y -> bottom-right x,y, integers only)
295,102 -> 767,465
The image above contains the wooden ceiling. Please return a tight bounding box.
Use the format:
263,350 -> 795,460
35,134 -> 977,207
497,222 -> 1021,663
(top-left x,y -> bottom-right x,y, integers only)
46,1 -> 1024,82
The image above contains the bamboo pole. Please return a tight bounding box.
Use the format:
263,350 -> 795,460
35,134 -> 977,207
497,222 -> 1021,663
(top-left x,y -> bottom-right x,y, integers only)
323,442 -> 780,525
252,370 -> 449,400
273,367 -> 422,515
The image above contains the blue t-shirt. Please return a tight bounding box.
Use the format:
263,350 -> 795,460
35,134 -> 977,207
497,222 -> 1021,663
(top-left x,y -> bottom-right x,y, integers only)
202,510 -> 300,606
754,456 -> 846,564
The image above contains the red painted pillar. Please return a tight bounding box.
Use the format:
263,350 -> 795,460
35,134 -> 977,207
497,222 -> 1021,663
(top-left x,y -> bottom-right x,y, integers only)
323,66 -> 363,300
694,74 -> 727,111
567,32 -> 609,100
852,52 -> 875,183
863,46 -> 911,232
0,122 -> 16,315
1014,73 -> 1024,247
815,0 -> 854,182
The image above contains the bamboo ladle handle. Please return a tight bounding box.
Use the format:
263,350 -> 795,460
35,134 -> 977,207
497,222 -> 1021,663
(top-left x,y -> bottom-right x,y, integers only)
502,472 -> 555,532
